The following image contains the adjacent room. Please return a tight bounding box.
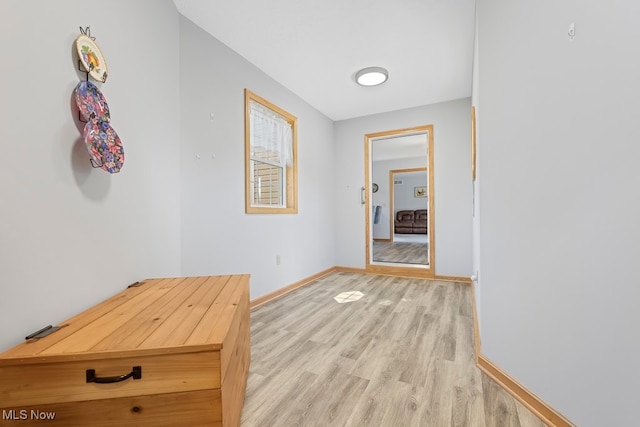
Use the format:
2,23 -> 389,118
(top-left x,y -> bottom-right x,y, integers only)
1,1 -> 639,426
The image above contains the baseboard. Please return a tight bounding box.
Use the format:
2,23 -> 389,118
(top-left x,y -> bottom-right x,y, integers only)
251,266 -> 429,309
250,267 -> 471,310
477,355 -> 574,427
248,266 -> 571,426
469,281 -> 481,362
470,282 -> 573,427
434,274 -> 472,284
334,267 -> 472,283
334,266 -> 368,274
373,238 -> 392,242
337,265 -> 435,279
250,267 -> 337,310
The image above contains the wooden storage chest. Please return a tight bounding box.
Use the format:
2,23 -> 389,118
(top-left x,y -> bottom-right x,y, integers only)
0,275 -> 250,426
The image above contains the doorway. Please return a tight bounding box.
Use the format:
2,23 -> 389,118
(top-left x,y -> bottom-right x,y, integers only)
365,125 -> 435,278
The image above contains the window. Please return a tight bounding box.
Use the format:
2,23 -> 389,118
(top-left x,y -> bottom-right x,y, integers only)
245,89 -> 298,213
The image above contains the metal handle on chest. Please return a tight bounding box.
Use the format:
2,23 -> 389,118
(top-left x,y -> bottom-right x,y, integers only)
86,366 -> 142,384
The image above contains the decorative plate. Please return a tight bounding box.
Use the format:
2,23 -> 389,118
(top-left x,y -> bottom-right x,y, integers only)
76,34 -> 108,83
83,119 -> 124,173
75,81 -> 110,123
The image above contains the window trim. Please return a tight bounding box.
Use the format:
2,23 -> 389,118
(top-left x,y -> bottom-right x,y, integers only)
244,89 -> 298,214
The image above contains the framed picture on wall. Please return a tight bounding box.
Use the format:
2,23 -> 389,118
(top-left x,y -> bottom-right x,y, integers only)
414,186 -> 427,198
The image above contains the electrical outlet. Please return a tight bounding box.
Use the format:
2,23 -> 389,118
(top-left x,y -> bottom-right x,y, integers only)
276,254 -> 281,265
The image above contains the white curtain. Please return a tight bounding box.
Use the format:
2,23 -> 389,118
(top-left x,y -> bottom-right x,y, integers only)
249,100 -> 293,166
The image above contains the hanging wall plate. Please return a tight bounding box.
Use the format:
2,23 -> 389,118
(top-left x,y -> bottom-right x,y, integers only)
74,81 -> 110,122
76,34 -> 108,83
83,119 -> 124,173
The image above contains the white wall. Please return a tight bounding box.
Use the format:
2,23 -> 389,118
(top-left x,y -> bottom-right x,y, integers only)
372,158 -> 425,239
471,0 -> 482,332
0,0 -> 182,351
334,99 -> 473,276
179,17 -> 336,300
393,173 -> 428,213
477,1 -> 640,425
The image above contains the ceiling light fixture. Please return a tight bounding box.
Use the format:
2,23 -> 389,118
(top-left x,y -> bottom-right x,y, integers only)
355,67 -> 389,86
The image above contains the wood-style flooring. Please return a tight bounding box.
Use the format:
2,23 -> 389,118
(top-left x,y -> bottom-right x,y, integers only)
241,272 -> 546,427
373,241 -> 428,265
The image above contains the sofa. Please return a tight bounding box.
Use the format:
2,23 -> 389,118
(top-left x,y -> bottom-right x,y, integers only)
394,209 -> 427,234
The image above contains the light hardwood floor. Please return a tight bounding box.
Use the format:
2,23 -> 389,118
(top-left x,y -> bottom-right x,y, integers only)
241,272 -> 546,427
373,241 -> 428,265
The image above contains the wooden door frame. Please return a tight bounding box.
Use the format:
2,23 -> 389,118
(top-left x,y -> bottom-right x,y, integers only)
364,125 -> 435,279
389,167 -> 427,244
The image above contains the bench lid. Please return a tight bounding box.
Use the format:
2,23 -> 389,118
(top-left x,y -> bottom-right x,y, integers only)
0,275 -> 249,365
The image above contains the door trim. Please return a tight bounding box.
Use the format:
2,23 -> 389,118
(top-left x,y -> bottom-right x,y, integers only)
389,167 -> 427,244
364,125 -> 435,278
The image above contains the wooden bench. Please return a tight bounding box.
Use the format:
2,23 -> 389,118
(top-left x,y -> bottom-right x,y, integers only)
0,275 -> 250,426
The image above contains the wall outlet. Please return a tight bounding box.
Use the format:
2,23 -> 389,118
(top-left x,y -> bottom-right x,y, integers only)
276,254 -> 281,265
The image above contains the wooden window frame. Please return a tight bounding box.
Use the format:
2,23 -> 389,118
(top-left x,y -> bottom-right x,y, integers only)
244,89 -> 298,214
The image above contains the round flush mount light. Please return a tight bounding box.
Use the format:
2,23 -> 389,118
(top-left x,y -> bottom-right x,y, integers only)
355,67 -> 389,86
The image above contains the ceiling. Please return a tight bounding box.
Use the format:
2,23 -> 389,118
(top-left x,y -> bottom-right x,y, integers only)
373,134 -> 427,162
173,0 -> 476,121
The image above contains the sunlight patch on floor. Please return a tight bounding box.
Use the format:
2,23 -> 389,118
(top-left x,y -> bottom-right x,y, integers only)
333,291 -> 364,304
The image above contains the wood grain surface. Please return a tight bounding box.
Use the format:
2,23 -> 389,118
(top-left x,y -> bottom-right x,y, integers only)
0,390 -> 223,427
373,240 -> 429,265
0,275 -> 251,363
242,272 -> 547,427
0,275 -> 251,426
